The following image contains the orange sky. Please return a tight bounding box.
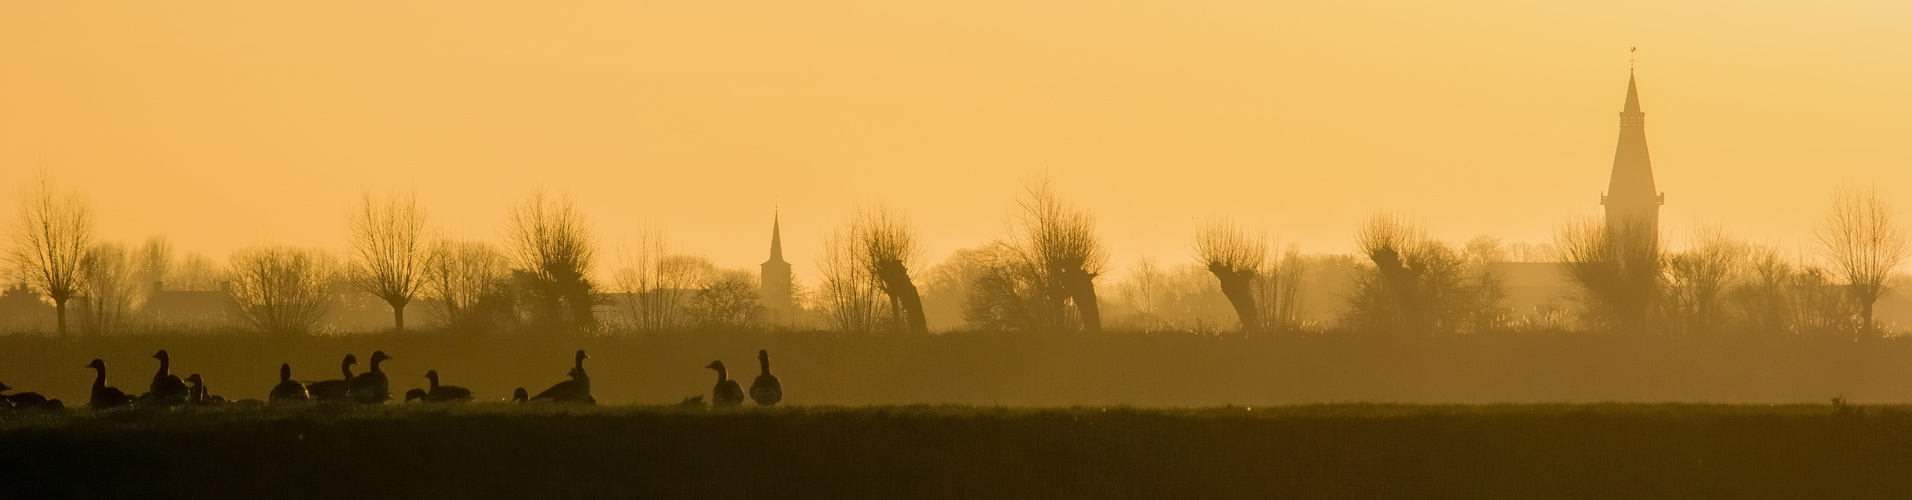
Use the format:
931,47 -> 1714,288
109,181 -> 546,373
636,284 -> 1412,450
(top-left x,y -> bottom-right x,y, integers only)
4,1 -> 1910,276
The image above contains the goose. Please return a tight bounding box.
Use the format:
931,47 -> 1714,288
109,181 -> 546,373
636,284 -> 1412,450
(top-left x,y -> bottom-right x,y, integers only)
404,388 -> 429,402
423,370 -> 473,402
305,354 -> 357,402
145,350 -> 191,406
0,382 -> 63,411
531,351 -> 593,404
84,359 -> 133,409
749,350 -> 782,406
184,374 -> 227,405
706,361 -> 744,407
531,367 -> 593,404
346,351 -> 393,404
511,387 -> 528,403
269,364 -> 310,403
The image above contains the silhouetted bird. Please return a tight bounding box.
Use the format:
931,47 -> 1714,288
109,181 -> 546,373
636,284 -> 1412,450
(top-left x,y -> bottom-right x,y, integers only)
423,370 -> 473,402
511,387 -> 529,404
750,350 -> 782,406
269,364 -> 309,403
706,361 -> 744,407
144,350 -> 190,407
305,354 -> 358,402
0,381 -> 63,411
404,388 -> 429,402
84,359 -> 132,409
346,351 -> 393,404
531,350 -> 593,404
184,374 -> 227,405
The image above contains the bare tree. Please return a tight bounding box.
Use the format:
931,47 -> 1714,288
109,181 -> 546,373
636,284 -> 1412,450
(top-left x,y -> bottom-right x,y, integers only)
1728,245 -> 1796,333
1194,221 -> 1267,332
857,207 -> 928,334
1254,245 -> 1308,333
135,236 -> 174,295
346,192 -> 430,332
228,246 -> 339,335
1816,188 -> 1910,336
78,242 -> 142,334
1663,227 -> 1747,335
1344,215 -> 1501,334
685,269 -> 765,331
172,253 -> 223,291
6,177 -> 93,336
505,190 -> 598,331
611,229 -> 721,333
424,239 -> 508,331
1011,182 -> 1108,332
1557,217 -> 1661,332
815,225 -> 887,333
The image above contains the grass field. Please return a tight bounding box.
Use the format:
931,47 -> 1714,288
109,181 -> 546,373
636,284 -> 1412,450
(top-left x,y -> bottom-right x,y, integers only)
6,403 -> 1912,499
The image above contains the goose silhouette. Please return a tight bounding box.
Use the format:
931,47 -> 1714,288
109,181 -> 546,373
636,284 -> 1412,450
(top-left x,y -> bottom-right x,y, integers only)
305,354 -> 357,402
750,350 -> 782,406
269,364 -> 309,403
346,351 -> 392,404
422,370 -> 473,402
84,359 -> 132,409
145,350 -> 190,407
530,351 -> 592,404
0,381 -> 63,411
706,361 -> 744,407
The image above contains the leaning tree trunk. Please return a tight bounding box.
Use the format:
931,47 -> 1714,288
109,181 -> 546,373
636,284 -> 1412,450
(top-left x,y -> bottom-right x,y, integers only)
874,260 -> 928,335
1056,266 -> 1101,333
1207,264 -> 1261,333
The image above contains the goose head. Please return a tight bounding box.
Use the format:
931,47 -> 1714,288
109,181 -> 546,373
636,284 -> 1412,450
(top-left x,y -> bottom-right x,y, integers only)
279,363 -> 293,382
85,359 -> 106,370
512,387 -> 529,403
0,381 -> 11,392
574,350 -> 589,368
185,374 -> 203,386
153,350 -> 170,362
342,354 -> 359,367
705,360 -> 726,372
424,370 -> 440,385
404,389 -> 428,402
370,351 -> 392,364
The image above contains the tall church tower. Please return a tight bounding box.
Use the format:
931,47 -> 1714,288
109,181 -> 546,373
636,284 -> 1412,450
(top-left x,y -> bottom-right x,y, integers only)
759,213 -> 794,325
1601,72 -> 1663,242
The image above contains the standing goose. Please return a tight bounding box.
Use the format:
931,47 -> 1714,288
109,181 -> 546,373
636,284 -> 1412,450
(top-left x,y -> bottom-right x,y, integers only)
706,361 -> 744,407
1,382 -> 63,411
146,350 -> 191,406
269,364 -> 310,403
305,355 -> 357,402
184,374 -> 227,405
423,370 -> 474,402
530,351 -> 592,404
84,359 -> 133,409
749,350 -> 782,406
346,351 -> 393,404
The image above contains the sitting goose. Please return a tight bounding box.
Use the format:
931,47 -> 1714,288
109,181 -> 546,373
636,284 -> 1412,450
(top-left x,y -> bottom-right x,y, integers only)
145,350 -> 191,407
305,354 -> 357,402
184,374 -> 227,405
404,389 -> 430,402
423,370 -> 474,402
706,361 -> 744,407
84,359 -> 133,409
269,364 -> 310,403
0,382 -> 63,411
531,350 -> 593,404
346,351 -> 393,404
750,350 -> 782,406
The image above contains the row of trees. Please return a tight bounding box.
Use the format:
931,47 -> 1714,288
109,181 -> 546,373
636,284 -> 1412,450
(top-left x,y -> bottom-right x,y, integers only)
8,177 -> 1910,337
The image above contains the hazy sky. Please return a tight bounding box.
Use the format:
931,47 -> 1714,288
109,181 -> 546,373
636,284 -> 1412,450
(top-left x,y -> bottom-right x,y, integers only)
4,1 -> 1910,276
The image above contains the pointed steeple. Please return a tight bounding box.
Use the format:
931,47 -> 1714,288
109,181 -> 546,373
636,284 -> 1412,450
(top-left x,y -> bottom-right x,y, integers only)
1602,70 -> 1662,242
767,212 -> 784,262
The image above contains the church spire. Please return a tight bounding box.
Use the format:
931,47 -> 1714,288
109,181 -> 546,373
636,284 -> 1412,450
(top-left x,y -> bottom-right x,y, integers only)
1602,70 -> 1662,240
767,212 -> 784,262
760,211 -> 794,326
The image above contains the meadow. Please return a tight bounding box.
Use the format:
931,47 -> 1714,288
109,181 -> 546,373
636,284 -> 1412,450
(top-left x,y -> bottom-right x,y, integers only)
5,403 -> 1912,499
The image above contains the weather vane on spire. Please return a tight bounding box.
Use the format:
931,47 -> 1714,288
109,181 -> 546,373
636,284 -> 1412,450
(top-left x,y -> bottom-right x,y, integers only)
1630,47 -> 1637,71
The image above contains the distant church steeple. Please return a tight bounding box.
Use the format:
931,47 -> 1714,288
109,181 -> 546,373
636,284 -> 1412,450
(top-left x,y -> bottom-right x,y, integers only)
1601,70 -> 1663,242
760,212 -> 794,326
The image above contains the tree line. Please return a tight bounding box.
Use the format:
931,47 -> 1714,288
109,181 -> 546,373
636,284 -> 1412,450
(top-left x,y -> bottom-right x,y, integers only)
6,177 -> 1909,338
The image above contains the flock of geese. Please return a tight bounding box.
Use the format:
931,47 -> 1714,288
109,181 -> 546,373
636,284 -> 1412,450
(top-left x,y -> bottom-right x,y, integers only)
0,349 -> 785,412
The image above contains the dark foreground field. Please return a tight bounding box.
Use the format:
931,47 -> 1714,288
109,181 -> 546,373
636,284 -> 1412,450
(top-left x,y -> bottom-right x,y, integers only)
5,404 -> 1912,499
